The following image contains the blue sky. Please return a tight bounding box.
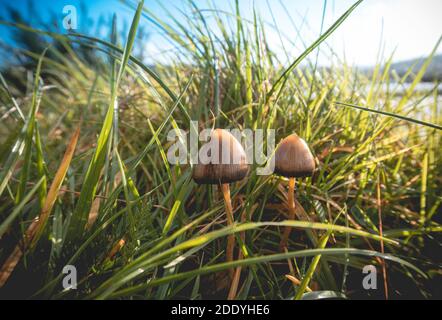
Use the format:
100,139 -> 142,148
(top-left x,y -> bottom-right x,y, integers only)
0,0 -> 441,67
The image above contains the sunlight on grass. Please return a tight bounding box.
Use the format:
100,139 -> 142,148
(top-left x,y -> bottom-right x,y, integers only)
0,0 -> 440,300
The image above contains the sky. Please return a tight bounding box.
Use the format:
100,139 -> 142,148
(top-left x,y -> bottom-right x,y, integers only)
0,0 -> 441,67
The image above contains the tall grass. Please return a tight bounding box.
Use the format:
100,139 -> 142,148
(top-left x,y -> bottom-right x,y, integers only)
0,0 -> 441,299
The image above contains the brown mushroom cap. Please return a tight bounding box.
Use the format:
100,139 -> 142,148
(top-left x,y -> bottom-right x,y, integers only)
192,129 -> 249,184
274,133 -> 315,178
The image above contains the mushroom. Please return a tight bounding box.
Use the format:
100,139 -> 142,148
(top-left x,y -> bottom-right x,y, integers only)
274,133 -> 315,249
192,129 -> 249,275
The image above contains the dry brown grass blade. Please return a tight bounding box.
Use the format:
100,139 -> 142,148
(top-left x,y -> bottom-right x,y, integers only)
0,228 -> 34,287
32,125 -> 81,243
86,197 -> 101,230
106,237 -> 127,261
285,274 -> 313,292
311,129 -> 344,147
227,258 -> 242,300
0,125 -> 81,288
318,146 -> 354,160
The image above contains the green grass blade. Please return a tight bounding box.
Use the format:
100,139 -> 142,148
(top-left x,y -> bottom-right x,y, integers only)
15,48 -> 47,204
334,101 -> 442,130
106,247 -> 424,298
266,0 -> 363,102
66,1 -> 144,239
0,177 -> 45,239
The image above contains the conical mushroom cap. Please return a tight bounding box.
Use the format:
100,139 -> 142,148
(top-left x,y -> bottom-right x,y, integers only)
274,133 -> 315,178
192,129 -> 249,184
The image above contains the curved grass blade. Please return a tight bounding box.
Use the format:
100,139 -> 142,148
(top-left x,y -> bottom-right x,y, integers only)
334,101 -> 442,130
15,48 -> 47,204
66,0 -> 144,239
266,0 -> 363,103
91,220 -> 398,298
0,71 -> 25,121
0,125 -> 80,287
0,20 -> 192,123
105,247 -> 424,299
294,231 -> 331,299
0,176 -> 44,240
0,48 -> 47,198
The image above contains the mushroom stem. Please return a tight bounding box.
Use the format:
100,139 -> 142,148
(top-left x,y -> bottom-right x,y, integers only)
221,183 -> 235,278
280,177 -> 296,250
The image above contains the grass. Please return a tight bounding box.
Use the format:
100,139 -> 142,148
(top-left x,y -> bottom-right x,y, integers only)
0,0 -> 441,299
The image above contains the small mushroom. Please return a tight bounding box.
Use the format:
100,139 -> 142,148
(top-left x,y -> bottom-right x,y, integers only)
274,133 -> 315,249
192,129 -> 249,276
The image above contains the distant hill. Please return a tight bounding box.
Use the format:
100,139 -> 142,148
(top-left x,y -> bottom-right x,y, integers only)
389,54 -> 442,82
